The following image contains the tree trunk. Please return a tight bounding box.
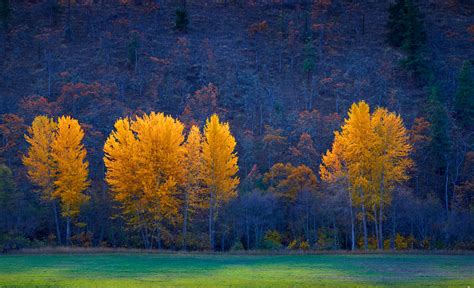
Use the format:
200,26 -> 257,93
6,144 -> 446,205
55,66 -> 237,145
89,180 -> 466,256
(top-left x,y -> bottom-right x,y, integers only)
444,162 -> 449,216
361,203 -> 368,250
379,200 -> 384,250
391,204 -> 396,251
348,192 -> 355,250
183,193 -> 188,251
359,188 -> 368,250
52,201 -> 61,245
378,172 -> 384,249
208,191 -> 214,250
373,204 -> 379,250
66,216 -> 71,246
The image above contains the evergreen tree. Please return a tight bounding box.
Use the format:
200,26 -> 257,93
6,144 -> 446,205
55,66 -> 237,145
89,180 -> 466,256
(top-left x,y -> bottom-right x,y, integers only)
0,164 -> 21,233
454,61 -> 474,129
400,0 -> 427,76
0,0 -> 11,29
427,86 -> 451,174
386,0 -> 427,77
386,0 -> 406,48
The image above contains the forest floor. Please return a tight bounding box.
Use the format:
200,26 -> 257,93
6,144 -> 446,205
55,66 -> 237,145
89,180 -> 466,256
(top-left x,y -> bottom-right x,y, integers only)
0,252 -> 472,287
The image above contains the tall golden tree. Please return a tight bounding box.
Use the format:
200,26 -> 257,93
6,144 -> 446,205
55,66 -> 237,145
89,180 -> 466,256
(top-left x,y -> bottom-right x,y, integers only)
50,116 -> 90,245
104,112 -> 186,249
182,125 -> 204,250
369,107 -> 413,249
22,115 -> 61,243
202,114 -> 239,250
320,101 -> 412,250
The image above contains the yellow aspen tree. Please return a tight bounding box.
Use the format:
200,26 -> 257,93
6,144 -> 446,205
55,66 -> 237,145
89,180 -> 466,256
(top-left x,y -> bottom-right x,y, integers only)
22,115 -> 62,243
103,118 -> 143,227
51,116 -> 90,245
104,113 -> 186,249
133,112 -> 185,248
340,101 -> 375,250
320,101 -> 412,251
370,108 -> 412,249
320,132 -> 356,250
202,114 -> 239,250
182,125 -> 204,250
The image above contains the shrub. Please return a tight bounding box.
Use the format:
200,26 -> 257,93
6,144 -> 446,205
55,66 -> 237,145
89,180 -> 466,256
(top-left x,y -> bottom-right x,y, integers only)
420,238 -> 431,249
0,233 -> 31,252
287,239 -> 298,250
383,239 -> 391,250
261,230 -> 283,250
230,240 -> 244,251
299,241 -> 310,250
395,234 -> 415,250
317,228 -> 334,250
71,231 -> 93,247
368,236 -> 378,250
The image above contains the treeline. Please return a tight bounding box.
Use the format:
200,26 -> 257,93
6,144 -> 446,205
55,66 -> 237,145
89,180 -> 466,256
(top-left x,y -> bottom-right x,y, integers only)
0,99 -> 471,251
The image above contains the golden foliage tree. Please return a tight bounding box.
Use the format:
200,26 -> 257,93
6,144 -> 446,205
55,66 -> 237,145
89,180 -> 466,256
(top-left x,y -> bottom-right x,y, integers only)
202,114 -> 239,250
23,116 -> 57,201
264,163 -> 318,202
51,116 -> 90,244
23,115 -> 61,242
182,125 -> 204,250
320,101 -> 412,250
104,112 -> 186,249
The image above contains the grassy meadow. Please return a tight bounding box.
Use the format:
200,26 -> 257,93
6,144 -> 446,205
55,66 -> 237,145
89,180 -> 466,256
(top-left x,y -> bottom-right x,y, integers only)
0,252 -> 472,287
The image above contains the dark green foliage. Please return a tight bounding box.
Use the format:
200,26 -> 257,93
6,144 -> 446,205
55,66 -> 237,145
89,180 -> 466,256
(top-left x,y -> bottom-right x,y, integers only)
426,86 -> 451,172
0,0 -> 11,28
0,164 -> 17,218
0,165 -> 21,234
386,0 -> 427,77
454,61 -> 474,129
303,38 -> 316,75
0,233 -> 32,252
175,7 -> 188,32
386,0 -> 406,48
127,35 -> 140,67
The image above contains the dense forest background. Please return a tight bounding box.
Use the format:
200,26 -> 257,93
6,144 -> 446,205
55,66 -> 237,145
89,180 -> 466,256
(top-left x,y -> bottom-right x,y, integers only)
0,0 -> 473,251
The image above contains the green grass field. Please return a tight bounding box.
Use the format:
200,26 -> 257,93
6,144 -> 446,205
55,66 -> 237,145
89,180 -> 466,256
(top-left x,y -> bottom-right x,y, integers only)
0,253 -> 472,287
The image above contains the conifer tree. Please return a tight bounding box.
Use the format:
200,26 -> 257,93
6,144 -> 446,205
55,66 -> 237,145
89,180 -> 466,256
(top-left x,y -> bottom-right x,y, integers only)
426,86 -> 452,214
386,0 -> 427,77
0,0 -> 11,29
454,61 -> 473,129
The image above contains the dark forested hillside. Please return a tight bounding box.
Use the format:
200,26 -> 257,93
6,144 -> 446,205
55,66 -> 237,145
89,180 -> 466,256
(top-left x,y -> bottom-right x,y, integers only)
0,0 -> 473,251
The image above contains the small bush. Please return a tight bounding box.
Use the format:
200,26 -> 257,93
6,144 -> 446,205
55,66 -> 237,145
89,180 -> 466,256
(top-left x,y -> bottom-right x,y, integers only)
0,233 -> 31,252
71,231 -> 93,247
420,238 -> 431,249
383,239 -> 391,250
261,230 -> 282,250
287,239 -> 298,250
395,234 -> 415,250
230,240 -> 244,251
299,241 -> 310,250
317,228 -> 334,250
368,236 -> 378,250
